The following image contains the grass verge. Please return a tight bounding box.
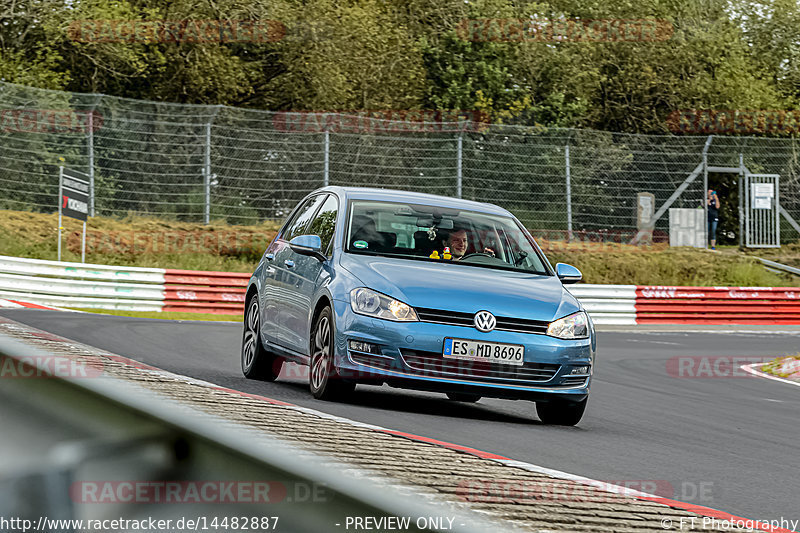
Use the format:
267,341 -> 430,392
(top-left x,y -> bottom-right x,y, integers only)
760,355 -> 800,379
71,308 -> 243,322
2,208 -> 800,286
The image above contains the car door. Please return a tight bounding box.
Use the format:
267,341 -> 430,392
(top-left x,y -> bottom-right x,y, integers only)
262,195 -> 327,347
281,193 -> 340,354
270,194 -> 329,350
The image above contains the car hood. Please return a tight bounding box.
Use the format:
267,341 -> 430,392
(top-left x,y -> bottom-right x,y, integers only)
339,254 -> 580,322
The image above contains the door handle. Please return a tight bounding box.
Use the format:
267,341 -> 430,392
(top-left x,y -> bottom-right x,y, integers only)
265,253 -> 275,261
284,259 -> 295,268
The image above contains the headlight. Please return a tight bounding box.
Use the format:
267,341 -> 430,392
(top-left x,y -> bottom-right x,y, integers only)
547,311 -> 589,339
350,288 -> 419,322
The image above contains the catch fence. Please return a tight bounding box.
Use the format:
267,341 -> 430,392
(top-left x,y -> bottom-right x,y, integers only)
2,81 -> 800,243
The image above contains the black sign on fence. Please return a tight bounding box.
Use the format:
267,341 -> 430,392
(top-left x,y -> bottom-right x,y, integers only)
58,167 -> 93,262
60,171 -> 89,222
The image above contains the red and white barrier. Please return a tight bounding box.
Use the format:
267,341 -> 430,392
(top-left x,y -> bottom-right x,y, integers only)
1,255 -> 799,324
0,255 -> 247,315
162,269 -> 248,314
636,286 -> 800,325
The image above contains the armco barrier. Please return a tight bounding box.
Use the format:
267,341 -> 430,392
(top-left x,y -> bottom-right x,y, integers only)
637,285 -> 800,324
0,255 -> 249,315
1,255 -> 799,324
162,268 -> 248,314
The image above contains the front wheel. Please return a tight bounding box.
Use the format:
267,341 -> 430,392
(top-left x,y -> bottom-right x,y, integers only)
309,307 -> 355,401
536,398 -> 587,426
241,296 -> 283,381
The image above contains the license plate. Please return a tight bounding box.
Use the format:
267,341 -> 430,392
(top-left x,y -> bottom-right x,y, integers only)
443,338 -> 524,366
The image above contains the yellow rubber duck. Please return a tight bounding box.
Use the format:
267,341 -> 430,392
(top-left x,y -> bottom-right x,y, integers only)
429,250 -> 440,260
442,247 -> 452,260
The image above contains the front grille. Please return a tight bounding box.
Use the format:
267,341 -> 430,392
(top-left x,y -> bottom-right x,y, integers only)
416,308 -> 549,335
400,349 -> 560,384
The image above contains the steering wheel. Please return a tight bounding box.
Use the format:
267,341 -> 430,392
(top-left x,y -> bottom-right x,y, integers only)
460,252 -> 495,261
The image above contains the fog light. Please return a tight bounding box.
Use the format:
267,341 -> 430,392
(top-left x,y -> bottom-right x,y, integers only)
570,366 -> 590,375
348,340 -> 381,355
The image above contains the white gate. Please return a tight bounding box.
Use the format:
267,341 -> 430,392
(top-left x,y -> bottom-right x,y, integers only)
744,173 -> 780,248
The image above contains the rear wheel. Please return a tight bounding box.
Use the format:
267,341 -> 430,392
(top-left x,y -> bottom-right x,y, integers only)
241,296 -> 283,381
310,307 -> 355,400
446,392 -> 481,403
536,398 -> 587,426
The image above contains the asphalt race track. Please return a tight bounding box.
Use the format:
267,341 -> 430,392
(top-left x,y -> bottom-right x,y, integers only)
2,309 -> 797,523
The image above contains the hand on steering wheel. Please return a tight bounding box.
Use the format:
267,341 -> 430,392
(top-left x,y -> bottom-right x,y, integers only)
461,251 -> 494,260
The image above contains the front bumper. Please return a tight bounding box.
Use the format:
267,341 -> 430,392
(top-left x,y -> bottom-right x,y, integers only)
331,299 -> 594,402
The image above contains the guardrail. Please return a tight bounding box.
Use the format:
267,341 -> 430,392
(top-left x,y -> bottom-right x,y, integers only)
636,285 -> 800,324
0,332 -> 487,531
2,255 -> 800,324
0,255 -> 247,314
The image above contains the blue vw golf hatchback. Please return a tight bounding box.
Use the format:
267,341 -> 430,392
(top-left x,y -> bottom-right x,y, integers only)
242,187 -> 595,425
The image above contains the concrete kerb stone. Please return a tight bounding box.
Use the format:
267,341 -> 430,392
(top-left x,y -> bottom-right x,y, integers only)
0,316 -> 780,533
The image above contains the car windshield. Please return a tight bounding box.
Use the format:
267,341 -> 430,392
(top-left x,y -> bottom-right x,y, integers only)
345,200 -> 550,275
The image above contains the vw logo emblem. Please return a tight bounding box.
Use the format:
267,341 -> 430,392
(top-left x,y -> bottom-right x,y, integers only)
474,311 -> 496,332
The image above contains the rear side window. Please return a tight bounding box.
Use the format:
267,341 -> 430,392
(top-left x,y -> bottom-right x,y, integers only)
306,194 -> 339,254
282,194 -> 328,241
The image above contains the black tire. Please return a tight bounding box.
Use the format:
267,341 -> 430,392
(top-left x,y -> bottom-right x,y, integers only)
536,398 -> 587,426
446,392 -> 481,403
309,307 -> 355,400
241,296 -> 283,381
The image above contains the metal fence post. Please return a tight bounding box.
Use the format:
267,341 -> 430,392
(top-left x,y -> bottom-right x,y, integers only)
565,144 -> 572,241
456,134 -> 463,199
58,166 -> 63,261
738,153 -> 744,249
87,94 -> 102,217
323,128 -> 330,187
204,106 -> 222,224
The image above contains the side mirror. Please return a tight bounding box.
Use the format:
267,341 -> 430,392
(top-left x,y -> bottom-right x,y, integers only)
289,235 -> 326,262
556,263 -> 582,284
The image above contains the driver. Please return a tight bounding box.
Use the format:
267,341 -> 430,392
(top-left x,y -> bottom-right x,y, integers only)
445,228 -> 469,260
443,228 -> 494,261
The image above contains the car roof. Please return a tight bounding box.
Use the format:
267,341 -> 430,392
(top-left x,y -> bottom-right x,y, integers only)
317,186 -> 512,216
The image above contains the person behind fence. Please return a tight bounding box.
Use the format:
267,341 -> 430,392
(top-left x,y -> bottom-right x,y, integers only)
706,189 -> 720,250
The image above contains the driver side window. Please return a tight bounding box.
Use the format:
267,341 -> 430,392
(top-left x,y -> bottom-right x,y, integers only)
282,195 -> 328,241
